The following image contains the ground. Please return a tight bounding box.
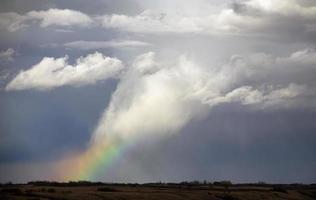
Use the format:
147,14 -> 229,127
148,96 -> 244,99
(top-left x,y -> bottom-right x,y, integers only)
1,182 -> 316,200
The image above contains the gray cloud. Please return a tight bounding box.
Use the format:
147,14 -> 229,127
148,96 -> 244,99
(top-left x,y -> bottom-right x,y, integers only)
64,40 -> 151,50
99,0 -> 316,44
1,0 -> 315,45
0,9 -> 92,32
0,0 -> 140,15
0,48 -> 15,61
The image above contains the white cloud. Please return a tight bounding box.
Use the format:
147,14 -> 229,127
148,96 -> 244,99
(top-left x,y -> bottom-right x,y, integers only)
101,9 -> 210,34
0,9 -> 92,31
204,84 -> 308,108
93,53 -> 209,141
0,48 -> 15,61
6,52 -> 124,91
102,10 -> 211,33
64,40 -> 151,50
99,9 -> 259,34
27,9 -> 92,27
132,51 -> 159,74
99,0 -> 316,37
92,49 -> 316,142
5,43 -> 316,146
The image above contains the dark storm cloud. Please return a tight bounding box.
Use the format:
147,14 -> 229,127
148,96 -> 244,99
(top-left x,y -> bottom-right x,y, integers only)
0,80 -> 117,162
0,0 -> 52,13
229,0 -> 316,44
104,105 -> 316,183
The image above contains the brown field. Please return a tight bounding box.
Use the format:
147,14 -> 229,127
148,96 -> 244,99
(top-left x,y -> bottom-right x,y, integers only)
1,182 -> 316,200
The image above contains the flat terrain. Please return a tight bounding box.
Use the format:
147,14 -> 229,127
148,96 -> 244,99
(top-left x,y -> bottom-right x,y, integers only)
1,182 -> 316,200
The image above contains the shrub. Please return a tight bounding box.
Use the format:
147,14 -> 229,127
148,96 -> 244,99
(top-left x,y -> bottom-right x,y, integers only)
272,186 -> 287,193
97,187 -> 118,192
61,190 -> 72,194
215,194 -> 239,200
25,189 -> 35,195
1,188 -> 23,195
213,181 -> 232,186
47,188 -> 56,193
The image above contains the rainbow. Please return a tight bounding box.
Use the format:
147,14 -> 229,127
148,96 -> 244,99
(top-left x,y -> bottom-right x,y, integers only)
57,137 -> 128,181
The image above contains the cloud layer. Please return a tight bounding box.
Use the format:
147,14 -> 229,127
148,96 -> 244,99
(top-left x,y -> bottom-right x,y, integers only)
100,0 -> 316,40
0,8 -> 92,31
1,0 -> 315,43
64,40 -> 151,50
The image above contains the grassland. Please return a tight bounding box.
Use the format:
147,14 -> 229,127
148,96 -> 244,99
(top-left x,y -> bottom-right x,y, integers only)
1,181 -> 316,200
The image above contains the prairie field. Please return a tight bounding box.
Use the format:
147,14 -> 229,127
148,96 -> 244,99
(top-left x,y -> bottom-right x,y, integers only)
1,182 -> 316,200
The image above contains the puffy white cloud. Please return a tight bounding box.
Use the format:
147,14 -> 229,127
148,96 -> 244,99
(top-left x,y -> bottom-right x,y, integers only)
196,49 -> 316,108
204,84 -> 308,108
92,53 -> 209,141
101,9 -> 208,34
132,51 -> 159,74
27,9 -> 92,27
98,9 -> 250,34
0,48 -> 15,61
92,49 -> 316,142
6,52 -> 124,91
64,40 -> 151,50
0,9 -> 92,31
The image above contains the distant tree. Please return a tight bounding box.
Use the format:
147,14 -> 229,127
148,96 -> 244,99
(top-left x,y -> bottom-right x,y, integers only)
191,180 -> 200,185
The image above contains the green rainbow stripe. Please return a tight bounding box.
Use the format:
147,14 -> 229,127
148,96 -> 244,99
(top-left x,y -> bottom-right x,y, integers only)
78,140 -> 123,180
59,137 -> 129,181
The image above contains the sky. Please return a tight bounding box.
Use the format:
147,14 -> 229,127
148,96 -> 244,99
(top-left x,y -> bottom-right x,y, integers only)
0,0 -> 316,183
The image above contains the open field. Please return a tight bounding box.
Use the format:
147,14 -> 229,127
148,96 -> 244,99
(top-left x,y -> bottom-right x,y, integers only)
1,182 -> 316,200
